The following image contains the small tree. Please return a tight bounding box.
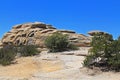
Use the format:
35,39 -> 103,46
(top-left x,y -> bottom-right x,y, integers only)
84,33 -> 120,71
83,33 -> 113,67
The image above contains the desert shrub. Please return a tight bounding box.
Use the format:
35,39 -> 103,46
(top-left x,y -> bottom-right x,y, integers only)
83,33 -> 120,71
0,44 -> 40,65
18,45 -> 39,57
0,45 -> 17,66
107,39 -> 120,71
67,43 -> 79,50
83,53 -> 95,67
45,32 -> 78,52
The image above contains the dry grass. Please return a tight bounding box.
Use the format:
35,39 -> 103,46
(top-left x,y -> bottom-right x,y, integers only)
0,56 -> 63,78
0,57 -> 39,78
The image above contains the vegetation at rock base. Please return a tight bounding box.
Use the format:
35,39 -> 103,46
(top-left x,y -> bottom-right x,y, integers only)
45,32 -> 78,52
83,33 -> 120,71
0,45 -> 39,66
0,45 -> 17,65
67,43 -> 79,50
18,45 -> 40,57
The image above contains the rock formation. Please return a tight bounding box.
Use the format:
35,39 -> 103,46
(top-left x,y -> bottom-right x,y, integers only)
1,22 -> 91,48
88,30 -> 110,36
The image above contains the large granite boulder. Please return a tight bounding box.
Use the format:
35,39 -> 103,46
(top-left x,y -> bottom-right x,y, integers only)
1,22 -> 91,48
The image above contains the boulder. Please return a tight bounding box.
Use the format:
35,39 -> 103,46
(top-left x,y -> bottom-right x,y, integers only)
58,30 -> 76,33
88,30 -> 109,36
46,24 -> 56,29
1,22 -> 91,48
12,24 -> 22,29
68,34 -> 91,47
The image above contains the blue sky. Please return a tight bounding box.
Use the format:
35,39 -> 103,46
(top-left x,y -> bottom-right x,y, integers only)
0,0 -> 120,39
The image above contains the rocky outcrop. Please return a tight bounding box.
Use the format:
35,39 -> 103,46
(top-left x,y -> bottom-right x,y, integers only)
88,30 -> 109,36
1,22 -> 91,48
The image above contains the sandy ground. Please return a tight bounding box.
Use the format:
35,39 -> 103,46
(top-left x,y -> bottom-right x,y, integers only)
0,56 -> 64,79
0,47 -> 120,80
0,57 -> 39,78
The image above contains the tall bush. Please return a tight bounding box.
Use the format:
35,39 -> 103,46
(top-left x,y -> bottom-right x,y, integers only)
107,39 -> 120,71
83,33 -> 120,71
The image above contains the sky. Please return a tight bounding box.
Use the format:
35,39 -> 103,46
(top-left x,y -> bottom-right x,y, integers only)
0,0 -> 120,39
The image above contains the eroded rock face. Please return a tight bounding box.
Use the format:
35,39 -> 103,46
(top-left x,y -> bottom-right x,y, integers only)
1,22 -> 91,47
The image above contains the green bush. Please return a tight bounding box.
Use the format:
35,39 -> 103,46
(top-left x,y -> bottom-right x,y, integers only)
107,39 -> 120,71
0,45 -> 17,66
18,45 -> 39,57
83,53 -> 95,67
67,43 -> 79,50
0,44 -> 39,66
83,33 -> 120,71
45,32 -> 78,52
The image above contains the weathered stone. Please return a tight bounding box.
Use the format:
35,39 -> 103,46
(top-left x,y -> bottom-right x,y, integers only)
1,22 -> 91,47
12,24 -> 22,29
46,24 -> 56,29
58,30 -> 76,33
88,30 -> 109,36
68,34 -> 91,47
40,29 -> 54,34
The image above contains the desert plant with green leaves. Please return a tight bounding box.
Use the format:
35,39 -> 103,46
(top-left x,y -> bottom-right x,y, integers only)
18,45 -> 39,57
0,45 -> 17,65
83,33 -> 120,71
45,32 -> 78,52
